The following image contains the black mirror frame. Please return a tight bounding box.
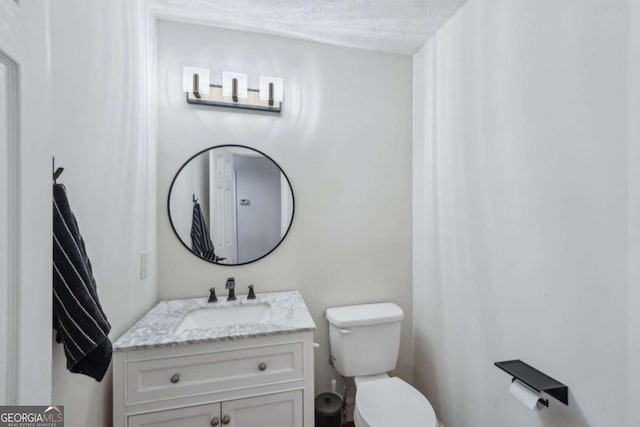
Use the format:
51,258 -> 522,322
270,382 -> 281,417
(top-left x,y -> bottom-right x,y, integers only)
167,144 -> 295,266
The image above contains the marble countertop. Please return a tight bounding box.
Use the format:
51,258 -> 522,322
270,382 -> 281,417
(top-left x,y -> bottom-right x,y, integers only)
113,290 -> 316,352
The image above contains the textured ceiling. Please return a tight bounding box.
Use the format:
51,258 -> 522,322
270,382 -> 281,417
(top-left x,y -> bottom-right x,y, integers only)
151,0 -> 468,55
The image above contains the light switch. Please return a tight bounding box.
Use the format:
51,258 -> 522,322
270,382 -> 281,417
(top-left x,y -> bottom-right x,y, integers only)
140,251 -> 149,279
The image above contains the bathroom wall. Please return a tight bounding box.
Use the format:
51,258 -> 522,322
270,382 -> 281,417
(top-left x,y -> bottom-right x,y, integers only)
49,1 -> 157,426
156,21 -> 413,394
628,0 -> 640,418
413,0 -> 634,426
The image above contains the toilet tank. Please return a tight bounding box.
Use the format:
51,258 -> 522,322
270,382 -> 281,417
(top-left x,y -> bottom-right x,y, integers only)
325,303 -> 404,377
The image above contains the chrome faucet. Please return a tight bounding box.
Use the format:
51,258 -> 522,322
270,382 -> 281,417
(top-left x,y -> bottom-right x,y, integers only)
225,277 -> 236,301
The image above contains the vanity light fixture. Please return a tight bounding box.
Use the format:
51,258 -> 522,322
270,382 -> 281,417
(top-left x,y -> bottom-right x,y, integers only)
222,71 -> 248,102
259,76 -> 283,107
184,67 -> 282,113
182,67 -> 210,99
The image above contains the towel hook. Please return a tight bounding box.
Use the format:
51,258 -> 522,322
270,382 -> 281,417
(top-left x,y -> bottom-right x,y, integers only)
193,194 -> 198,203
53,157 -> 64,184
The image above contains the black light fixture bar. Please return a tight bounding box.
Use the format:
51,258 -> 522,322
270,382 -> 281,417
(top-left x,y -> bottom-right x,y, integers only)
186,84 -> 281,113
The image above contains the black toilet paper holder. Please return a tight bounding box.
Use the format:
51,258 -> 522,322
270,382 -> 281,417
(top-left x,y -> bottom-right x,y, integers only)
511,378 -> 549,407
495,359 -> 569,406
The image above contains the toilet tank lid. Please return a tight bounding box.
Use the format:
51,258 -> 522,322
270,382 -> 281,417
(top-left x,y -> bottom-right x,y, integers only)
325,303 -> 404,327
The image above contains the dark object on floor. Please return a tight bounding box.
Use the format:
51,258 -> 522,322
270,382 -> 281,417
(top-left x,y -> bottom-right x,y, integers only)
53,184 -> 112,381
315,392 -> 343,427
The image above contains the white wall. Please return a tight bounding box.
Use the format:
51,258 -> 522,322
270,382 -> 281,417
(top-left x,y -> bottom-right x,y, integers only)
49,1 -> 157,426
156,21 -> 413,394
628,0 -> 640,419
413,0 -> 635,426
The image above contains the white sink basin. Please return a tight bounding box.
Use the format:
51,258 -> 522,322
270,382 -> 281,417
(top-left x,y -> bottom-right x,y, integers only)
176,304 -> 272,332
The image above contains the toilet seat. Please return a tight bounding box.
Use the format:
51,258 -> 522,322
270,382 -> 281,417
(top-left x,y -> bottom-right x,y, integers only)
354,405 -> 367,426
354,377 -> 437,427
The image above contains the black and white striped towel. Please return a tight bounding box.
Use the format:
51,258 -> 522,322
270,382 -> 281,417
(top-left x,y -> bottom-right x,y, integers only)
191,200 -> 217,261
53,184 -> 112,382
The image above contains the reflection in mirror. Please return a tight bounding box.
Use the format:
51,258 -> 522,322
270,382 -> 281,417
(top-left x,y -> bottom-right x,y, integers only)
168,145 -> 294,265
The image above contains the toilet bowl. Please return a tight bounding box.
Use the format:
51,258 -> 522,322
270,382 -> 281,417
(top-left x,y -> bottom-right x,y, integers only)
325,303 -> 438,427
353,376 -> 437,427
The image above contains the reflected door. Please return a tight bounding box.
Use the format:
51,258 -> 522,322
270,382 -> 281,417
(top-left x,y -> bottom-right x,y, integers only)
209,148 -> 237,263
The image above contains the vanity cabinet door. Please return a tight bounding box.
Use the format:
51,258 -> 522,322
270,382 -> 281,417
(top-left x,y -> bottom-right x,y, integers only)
128,403 -> 220,427
220,390 -> 303,427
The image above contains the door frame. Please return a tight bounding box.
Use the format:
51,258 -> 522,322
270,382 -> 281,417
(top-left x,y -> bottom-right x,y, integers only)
0,39 -> 20,407
0,0 -> 53,404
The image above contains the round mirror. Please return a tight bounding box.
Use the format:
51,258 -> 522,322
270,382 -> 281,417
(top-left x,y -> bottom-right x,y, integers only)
168,145 -> 294,265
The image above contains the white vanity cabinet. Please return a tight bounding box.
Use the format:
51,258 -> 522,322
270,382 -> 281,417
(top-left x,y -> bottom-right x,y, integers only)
128,391 -> 302,427
113,332 -> 314,427
127,403 -> 219,427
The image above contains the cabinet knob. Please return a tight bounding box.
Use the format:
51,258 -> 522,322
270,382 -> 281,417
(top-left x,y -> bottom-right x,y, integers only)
170,374 -> 180,384
221,415 -> 231,425
210,417 -> 219,426
258,362 -> 267,371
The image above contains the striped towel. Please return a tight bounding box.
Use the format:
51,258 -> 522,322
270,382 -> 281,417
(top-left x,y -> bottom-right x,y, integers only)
53,184 -> 112,382
191,200 -> 217,261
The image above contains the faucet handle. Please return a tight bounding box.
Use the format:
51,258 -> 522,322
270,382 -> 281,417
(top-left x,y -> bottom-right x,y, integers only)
247,285 -> 256,300
208,287 -> 217,303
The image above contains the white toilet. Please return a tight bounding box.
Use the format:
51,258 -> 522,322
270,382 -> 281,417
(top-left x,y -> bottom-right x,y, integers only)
326,303 -> 437,427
